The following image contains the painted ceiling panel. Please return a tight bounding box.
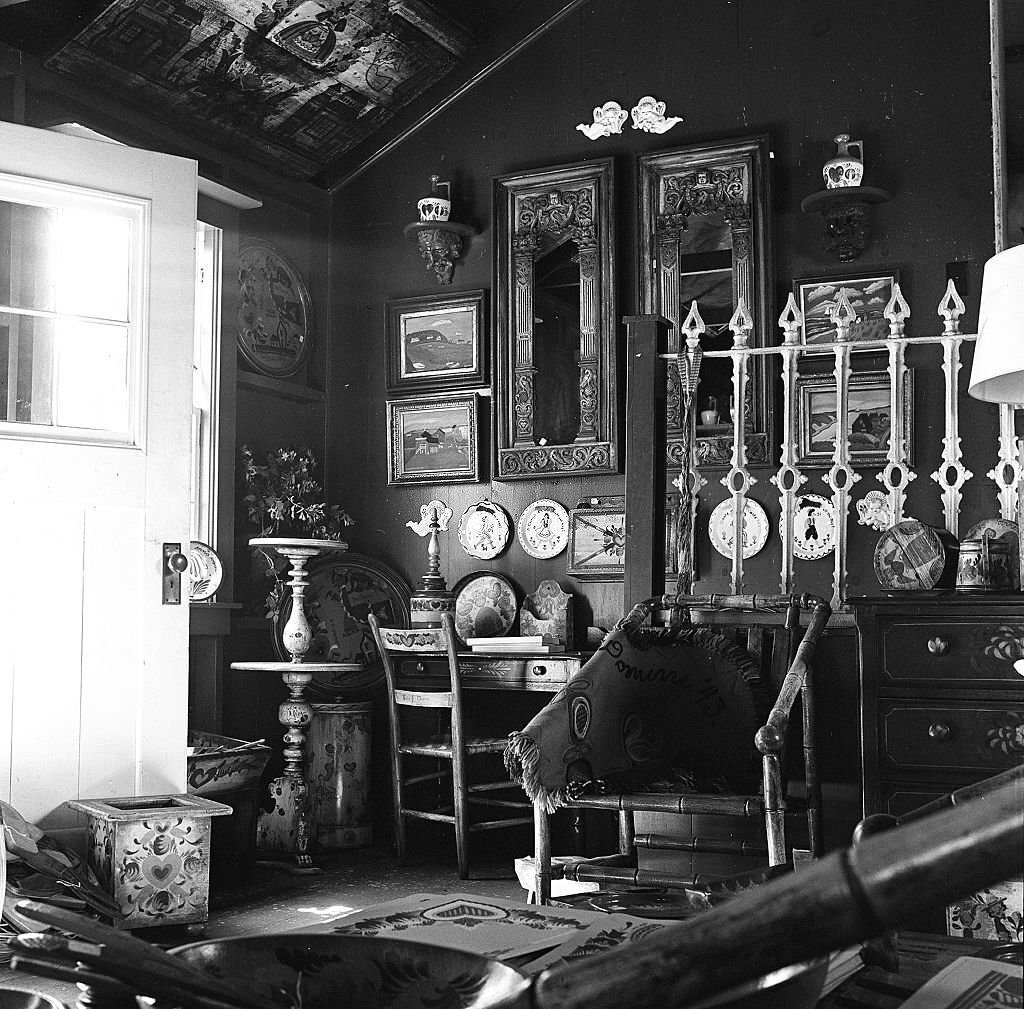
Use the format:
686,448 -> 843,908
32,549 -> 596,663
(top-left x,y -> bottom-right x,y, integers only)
44,0 -> 472,180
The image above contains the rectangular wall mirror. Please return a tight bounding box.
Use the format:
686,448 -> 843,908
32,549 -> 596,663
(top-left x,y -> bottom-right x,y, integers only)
494,158 -> 618,479
639,135 -> 774,468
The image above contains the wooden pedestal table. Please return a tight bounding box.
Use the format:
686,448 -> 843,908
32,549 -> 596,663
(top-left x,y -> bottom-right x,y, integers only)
231,537 -> 358,872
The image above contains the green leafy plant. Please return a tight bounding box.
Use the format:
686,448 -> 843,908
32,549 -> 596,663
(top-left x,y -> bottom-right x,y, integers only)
240,445 -> 353,540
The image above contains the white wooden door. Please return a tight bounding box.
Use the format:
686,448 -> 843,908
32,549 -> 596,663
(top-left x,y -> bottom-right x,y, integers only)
0,123 -> 197,831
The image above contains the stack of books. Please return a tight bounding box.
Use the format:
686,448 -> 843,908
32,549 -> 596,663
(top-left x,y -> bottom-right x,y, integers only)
465,634 -> 565,654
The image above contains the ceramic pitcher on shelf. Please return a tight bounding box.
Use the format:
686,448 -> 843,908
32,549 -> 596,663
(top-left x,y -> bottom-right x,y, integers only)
823,134 -> 864,188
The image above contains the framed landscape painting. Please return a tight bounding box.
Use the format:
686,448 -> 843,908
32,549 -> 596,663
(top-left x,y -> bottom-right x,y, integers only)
387,396 -> 480,485
796,369 -> 914,467
386,290 -> 486,393
793,270 -> 901,351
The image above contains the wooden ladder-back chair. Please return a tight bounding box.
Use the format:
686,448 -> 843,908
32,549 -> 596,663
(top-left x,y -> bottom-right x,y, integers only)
368,611 -> 533,879
505,592 -> 831,903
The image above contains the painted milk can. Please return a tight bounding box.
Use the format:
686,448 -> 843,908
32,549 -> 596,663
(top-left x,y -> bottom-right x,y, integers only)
307,702 -> 373,848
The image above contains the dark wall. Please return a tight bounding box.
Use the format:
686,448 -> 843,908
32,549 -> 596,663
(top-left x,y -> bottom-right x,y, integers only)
325,0 -> 997,849
327,0 -> 996,611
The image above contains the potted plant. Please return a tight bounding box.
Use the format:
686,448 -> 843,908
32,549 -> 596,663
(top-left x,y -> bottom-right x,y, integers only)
239,445 -> 354,618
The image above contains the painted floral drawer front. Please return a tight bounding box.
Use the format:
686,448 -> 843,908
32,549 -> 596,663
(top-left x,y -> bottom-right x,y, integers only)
880,701 -> 1024,773
879,619 -> 1024,685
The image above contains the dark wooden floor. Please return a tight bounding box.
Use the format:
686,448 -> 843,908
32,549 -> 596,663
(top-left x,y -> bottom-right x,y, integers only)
0,835 -> 532,1006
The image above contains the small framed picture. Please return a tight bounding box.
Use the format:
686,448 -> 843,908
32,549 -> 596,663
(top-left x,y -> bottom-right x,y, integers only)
385,290 -> 486,394
797,369 -> 914,467
793,270 -> 901,351
566,504 -> 626,580
387,396 -> 480,485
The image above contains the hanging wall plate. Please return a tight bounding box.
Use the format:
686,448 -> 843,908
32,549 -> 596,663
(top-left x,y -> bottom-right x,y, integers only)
789,493 -> 838,561
187,541 -> 223,602
516,499 -> 570,559
708,498 -> 770,560
457,500 -> 512,560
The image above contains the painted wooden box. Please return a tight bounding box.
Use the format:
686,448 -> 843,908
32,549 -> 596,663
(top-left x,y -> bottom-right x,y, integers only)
68,793 -> 231,929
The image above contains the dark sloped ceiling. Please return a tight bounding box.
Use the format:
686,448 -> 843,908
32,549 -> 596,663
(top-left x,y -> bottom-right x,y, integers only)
0,0 -> 583,192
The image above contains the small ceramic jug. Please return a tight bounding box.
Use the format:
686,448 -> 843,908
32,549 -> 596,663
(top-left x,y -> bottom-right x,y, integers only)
823,134 -> 864,189
417,175 -> 451,222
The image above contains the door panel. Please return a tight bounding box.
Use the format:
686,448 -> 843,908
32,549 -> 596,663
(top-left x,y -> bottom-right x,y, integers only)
0,122 -> 197,829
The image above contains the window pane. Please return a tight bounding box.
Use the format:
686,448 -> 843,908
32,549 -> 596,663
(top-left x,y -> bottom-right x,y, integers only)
53,318 -> 130,431
0,200 -> 58,313
56,209 -> 131,321
0,311 -> 55,424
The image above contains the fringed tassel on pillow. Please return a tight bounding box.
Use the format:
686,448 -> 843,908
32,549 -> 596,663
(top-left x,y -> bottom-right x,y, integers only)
504,731 -> 563,813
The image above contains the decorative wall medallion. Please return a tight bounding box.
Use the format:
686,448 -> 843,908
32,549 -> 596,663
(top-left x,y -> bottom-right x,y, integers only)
856,489 -> 892,532
708,498 -> 769,560
789,493 -> 838,560
630,95 -> 684,134
577,100 -> 628,140
237,241 -> 312,378
517,499 -> 571,559
457,500 -> 512,560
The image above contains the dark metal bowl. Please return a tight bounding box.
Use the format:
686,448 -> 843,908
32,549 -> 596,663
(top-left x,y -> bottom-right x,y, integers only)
0,989 -> 67,1009
170,932 -> 529,1009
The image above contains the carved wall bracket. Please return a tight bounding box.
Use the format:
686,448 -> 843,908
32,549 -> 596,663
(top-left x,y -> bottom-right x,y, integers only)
800,185 -> 892,262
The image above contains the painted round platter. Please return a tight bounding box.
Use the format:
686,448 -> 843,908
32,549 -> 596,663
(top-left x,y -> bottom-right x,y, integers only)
272,553 -> 410,693
188,541 -> 223,602
788,493 -> 838,561
457,500 -> 512,560
708,498 -> 770,560
237,241 -> 312,378
452,571 -> 518,643
516,499 -> 570,559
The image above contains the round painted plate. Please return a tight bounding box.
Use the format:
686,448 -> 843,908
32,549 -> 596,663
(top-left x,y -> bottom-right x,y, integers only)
516,499 -> 570,559
788,493 -> 838,561
708,498 -> 769,560
188,541 -> 223,602
582,888 -> 712,920
452,572 -> 518,643
273,553 -> 411,693
457,500 -> 512,560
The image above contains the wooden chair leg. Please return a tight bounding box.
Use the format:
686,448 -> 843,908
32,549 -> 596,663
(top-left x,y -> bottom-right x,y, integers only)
452,750 -> 469,879
534,800 -> 552,905
392,753 -> 407,865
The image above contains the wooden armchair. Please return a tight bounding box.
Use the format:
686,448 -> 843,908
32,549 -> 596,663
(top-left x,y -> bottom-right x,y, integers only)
506,592 -> 831,903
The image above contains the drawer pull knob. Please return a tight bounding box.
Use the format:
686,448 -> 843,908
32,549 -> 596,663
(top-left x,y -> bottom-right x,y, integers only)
928,722 -> 951,741
927,637 -> 950,656
532,665 -> 547,676
415,661 -> 426,674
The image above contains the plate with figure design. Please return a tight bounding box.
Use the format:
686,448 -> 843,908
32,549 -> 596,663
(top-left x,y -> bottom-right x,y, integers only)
708,498 -> 770,560
788,493 -> 837,561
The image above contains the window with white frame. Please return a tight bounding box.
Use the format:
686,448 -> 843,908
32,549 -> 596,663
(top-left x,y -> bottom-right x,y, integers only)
0,172 -> 147,447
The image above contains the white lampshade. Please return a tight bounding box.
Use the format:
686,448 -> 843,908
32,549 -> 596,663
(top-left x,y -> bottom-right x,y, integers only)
968,244 -> 1024,404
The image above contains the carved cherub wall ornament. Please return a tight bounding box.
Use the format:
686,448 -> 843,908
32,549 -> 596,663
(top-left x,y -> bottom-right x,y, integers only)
577,100 -> 628,140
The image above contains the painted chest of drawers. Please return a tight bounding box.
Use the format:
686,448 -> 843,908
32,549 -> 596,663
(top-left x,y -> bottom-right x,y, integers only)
849,596 -> 1024,818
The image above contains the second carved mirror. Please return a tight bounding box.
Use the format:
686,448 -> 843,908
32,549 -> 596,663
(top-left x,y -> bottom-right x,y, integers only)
639,135 -> 774,468
494,158 -> 617,479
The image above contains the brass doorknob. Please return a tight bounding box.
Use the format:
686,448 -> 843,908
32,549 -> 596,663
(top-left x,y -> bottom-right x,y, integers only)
167,551 -> 189,574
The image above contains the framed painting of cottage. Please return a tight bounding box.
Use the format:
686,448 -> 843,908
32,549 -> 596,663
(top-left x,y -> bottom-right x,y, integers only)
796,369 -> 914,467
793,270 -> 901,351
386,396 -> 480,485
386,290 -> 486,394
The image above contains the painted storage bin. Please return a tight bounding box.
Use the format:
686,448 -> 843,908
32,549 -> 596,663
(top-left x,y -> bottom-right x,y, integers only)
307,702 -> 372,848
67,793 -> 231,929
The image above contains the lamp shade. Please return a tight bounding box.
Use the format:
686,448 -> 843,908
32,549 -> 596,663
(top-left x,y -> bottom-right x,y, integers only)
968,244 -> 1024,403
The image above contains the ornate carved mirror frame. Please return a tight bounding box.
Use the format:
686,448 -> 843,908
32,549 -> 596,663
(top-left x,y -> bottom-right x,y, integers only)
639,135 -> 774,468
494,158 -> 618,479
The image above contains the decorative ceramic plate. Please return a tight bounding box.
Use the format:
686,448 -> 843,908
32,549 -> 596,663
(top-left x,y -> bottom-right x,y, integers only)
188,541 -> 223,602
516,499 -> 570,559
788,493 -> 838,561
965,517 -> 1019,548
457,500 -> 512,560
452,572 -> 518,643
708,498 -> 770,559
273,553 -> 411,693
237,241 -> 312,378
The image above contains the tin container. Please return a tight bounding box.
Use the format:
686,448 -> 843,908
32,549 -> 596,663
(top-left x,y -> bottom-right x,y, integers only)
956,536 -> 1014,592
307,702 -> 373,848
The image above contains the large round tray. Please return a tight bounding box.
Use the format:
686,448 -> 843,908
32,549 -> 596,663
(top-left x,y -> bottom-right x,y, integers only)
273,553 -> 411,694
